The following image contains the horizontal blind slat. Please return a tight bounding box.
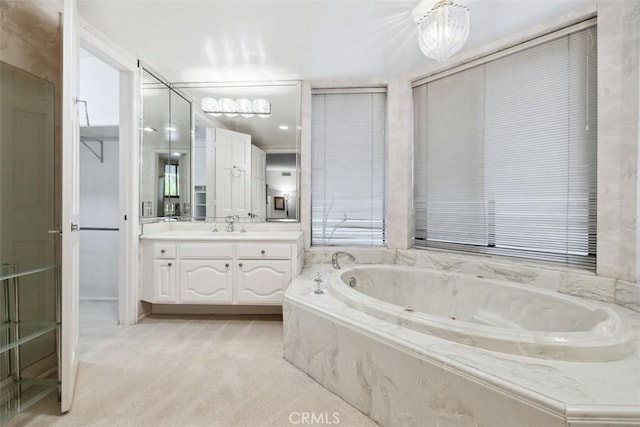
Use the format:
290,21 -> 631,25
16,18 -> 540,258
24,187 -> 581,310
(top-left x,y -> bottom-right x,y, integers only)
413,26 -> 597,269
312,92 -> 386,246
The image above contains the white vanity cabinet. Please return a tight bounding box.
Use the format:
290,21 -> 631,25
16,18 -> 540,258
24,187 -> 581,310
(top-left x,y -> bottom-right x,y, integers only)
236,244 -> 292,304
149,243 -> 177,302
140,232 -> 303,306
178,244 -> 233,303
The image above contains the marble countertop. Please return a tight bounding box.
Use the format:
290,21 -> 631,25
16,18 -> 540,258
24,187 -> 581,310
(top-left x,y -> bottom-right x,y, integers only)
140,230 -> 303,241
285,265 -> 640,419
140,222 -> 303,242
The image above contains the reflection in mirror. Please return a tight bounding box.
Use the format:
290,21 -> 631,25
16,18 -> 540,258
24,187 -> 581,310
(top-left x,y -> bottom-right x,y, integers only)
182,82 -> 301,222
140,68 -> 192,219
266,153 -> 298,221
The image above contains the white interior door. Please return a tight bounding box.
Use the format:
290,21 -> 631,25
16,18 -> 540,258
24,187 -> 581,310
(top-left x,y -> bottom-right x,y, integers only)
61,0 -> 81,412
215,128 -> 251,218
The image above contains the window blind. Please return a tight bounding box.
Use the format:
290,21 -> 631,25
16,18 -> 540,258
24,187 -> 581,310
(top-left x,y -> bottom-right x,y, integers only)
413,26 -> 597,268
312,92 -> 386,246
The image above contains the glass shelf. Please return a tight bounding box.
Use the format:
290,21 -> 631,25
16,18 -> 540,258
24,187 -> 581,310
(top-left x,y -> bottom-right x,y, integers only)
1,262 -> 60,423
0,264 -> 58,282
0,322 -> 59,353
0,378 -> 58,424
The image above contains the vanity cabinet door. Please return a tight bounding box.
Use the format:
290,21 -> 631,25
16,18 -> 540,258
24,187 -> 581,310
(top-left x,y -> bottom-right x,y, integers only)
153,259 -> 176,302
179,259 -> 233,303
236,260 -> 291,304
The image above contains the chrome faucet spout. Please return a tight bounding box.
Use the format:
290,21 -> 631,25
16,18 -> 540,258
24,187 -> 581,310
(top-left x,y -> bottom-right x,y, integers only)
332,251 -> 356,269
224,215 -> 237,232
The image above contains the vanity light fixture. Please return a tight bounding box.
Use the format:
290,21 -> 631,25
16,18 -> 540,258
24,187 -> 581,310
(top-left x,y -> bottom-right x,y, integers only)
201,97 -> 272,118
413,0 -> 470,64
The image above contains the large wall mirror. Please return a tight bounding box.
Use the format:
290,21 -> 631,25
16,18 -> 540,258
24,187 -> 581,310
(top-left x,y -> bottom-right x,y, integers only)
140,68 -> 192,219
176,81 -> 301,223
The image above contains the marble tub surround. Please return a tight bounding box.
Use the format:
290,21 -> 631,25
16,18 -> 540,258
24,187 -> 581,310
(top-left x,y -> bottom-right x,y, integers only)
330,265 -> 635,362
396,249 -> 640,313
284,265 -> 640,426
304,247 -> 396,267
305,247 -> 640,312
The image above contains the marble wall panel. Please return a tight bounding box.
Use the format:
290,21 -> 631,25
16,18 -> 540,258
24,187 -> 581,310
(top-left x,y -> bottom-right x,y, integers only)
385,78 -> 413,250
596,0 -> 640,283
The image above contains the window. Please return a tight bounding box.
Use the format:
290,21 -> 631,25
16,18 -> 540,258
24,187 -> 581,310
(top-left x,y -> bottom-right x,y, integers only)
311,91 -> 386,246
413,26 -> 597,268
164,163 -> 179,197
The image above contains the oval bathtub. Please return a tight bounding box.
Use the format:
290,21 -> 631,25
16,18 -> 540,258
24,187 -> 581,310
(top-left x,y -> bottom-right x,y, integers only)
329,265 -> 635,362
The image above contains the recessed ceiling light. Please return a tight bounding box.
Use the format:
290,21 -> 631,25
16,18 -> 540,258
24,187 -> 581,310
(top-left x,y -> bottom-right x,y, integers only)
143,127 -> 157,132
279,125 -> 289,130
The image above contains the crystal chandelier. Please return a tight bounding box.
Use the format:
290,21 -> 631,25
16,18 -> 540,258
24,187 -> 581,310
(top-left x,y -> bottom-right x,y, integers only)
201,98 -> 271,118
416,0 -> 470,64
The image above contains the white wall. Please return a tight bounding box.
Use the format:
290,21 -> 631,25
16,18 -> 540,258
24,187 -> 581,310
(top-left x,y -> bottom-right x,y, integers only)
79,50 -> 119,125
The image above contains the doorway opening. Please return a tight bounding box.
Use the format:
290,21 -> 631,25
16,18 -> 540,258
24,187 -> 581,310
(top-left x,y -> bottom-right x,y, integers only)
78,48 -> 121,343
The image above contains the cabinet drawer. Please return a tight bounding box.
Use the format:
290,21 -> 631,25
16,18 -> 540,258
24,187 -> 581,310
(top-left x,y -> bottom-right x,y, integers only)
154,243 -> 176,259
237,244 -> 290,259
179,244 -> 233,259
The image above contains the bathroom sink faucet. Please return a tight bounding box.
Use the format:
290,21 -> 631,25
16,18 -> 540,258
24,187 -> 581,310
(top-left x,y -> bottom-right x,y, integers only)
332,251 -> 356,269
224,215 -> 239,232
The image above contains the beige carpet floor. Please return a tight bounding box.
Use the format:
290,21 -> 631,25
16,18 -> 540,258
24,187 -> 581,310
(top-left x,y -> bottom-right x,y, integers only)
8,314 -> 376,427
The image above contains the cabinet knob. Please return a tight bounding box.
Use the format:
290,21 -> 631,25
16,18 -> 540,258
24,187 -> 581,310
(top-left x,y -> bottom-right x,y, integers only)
167,262 -> 172,267
161,249 -> 166,254
261,250 -> 265,255
225,263 -> 229,268
239,263 -> 243,267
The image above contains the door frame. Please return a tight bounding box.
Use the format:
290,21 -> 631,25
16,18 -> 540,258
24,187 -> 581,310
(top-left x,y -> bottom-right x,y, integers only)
78,19 -> 140,325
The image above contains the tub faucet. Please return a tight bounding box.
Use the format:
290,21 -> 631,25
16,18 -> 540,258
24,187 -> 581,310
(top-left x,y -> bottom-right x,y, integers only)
332,251 -> 356,269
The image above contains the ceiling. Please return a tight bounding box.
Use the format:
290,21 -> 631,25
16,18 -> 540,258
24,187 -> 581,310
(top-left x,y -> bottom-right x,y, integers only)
80,0 -> 593,152
77,0 -> 594,83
